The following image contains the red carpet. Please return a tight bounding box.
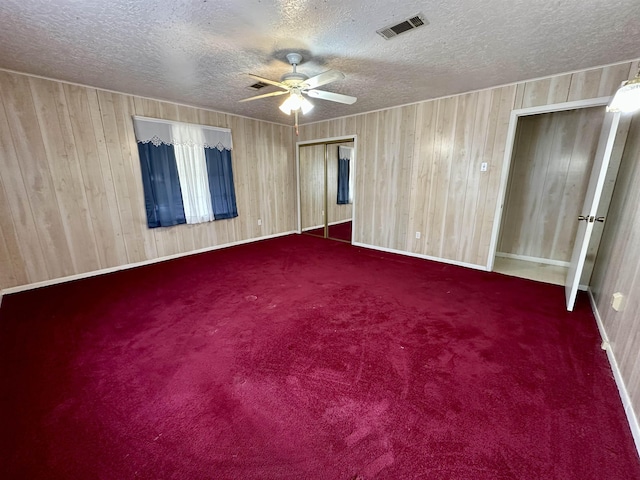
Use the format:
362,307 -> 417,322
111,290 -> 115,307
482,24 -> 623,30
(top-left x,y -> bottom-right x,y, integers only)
1,234 -> 638,479
329,221 -> 352,242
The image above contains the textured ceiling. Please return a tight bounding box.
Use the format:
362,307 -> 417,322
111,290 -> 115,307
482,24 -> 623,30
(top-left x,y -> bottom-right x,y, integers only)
0,0 -> 638,126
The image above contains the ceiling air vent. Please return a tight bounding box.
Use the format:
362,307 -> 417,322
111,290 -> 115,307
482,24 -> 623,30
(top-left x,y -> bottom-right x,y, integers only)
377,13 -> 428,40
247,81 -> 269,90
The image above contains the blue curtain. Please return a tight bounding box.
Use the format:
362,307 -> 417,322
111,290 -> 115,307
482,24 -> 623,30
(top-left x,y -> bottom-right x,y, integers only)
337,157 -> 350,205
204,147 -> 238,220
137,142 -> 186,228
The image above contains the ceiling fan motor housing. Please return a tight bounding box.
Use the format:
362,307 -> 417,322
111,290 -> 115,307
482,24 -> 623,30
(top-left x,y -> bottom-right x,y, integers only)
281,72 -> 308,87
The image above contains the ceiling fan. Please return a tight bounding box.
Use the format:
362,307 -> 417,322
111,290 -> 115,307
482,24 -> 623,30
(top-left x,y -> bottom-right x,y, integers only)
240,53 -> 357,133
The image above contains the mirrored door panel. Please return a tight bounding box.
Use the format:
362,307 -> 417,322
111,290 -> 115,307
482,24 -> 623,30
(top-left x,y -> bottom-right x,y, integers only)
299,144 -> 325,237
327,142 -> 354,243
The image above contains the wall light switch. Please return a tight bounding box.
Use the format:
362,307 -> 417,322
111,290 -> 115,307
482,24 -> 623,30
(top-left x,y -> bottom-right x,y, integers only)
258,219 -> 262,226
415,232 -> 421,239
612,292 -> 625,312
480,162 -> 488,172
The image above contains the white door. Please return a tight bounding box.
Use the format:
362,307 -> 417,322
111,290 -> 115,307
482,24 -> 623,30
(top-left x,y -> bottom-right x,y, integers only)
565,111 -> 621,311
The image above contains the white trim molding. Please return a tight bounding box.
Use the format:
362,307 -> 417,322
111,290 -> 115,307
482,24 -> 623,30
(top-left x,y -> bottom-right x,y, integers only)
0,231 -> 297,301
302,219 -> 353,232
588,288 -> 640,459
495,252 -> 571,268
352,241 -> 488,271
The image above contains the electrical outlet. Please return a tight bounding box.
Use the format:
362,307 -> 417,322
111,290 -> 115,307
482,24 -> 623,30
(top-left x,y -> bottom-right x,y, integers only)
257,219 -> 262,226
481,162 -> 488,172
415,232 -> 421,239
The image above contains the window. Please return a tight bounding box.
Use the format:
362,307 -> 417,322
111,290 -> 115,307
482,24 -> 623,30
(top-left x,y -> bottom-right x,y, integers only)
133,116 -> 237,228
337,145 -> 353,204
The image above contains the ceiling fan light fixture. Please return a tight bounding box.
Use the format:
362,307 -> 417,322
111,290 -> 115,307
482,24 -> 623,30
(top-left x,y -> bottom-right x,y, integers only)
279,101 -> 292,115
288,93 -> 303,111
241,53 -> 353,128
279,94 -> 299,115
607,70 -> 640,113
300,97 -> 314,114
279,92 -> 314,115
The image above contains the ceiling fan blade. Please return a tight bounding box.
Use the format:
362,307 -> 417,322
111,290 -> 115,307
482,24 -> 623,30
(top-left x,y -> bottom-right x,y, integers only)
306,89 -> 357,105
239,90 -> 289,102
302,70 -> 345,90
247,74 -> 289,90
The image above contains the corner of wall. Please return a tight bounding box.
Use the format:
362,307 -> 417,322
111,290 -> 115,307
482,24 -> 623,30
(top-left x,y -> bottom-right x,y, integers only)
587,288 -> 640,460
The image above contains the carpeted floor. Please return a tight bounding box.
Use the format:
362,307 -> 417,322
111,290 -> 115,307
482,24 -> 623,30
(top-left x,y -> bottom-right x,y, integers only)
1,234 -> 638,479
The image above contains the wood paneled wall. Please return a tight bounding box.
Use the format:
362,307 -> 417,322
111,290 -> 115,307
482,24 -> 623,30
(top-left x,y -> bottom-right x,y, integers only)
298,58 -> 640,437
0,71 -> 296,290
498,107 -> 605,262
298,60 -> 636,268
591,112 -> 640,431
1,58 -> 639,444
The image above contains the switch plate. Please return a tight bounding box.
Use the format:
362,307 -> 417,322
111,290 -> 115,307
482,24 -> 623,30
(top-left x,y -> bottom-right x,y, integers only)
481,162 -> 488,172
415,232 -> 421,239
257,219 -> 262,226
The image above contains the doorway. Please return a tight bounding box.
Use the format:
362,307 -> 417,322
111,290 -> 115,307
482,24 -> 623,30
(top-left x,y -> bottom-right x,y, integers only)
489,97 -> 630,310
297,137 -> 356,243
494,106 -> 606,285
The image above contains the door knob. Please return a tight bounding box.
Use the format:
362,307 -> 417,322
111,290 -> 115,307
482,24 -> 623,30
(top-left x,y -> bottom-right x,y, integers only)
578,215 -> 588,221
596,216 -> 605,222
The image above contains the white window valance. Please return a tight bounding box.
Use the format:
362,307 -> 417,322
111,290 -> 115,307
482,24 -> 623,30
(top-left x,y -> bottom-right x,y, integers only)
132,116 -> 233,151
339,145 -> 353,160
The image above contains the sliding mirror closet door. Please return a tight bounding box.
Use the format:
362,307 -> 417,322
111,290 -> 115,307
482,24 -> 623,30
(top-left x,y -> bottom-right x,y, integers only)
298,138 -> 355,243
299,144 -> 325,237
326,142 -> 354,242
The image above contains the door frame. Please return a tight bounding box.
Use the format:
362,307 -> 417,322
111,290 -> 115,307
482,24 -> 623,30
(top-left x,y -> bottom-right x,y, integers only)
296,135 -> 357,241
486,96 -> 612,272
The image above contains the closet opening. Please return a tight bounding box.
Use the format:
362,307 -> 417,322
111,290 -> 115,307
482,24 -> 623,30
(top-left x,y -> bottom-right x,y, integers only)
297,136 -> 356,244
489,97 -> 630,310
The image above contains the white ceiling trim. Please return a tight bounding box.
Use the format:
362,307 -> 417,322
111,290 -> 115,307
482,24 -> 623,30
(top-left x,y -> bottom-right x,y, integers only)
1,57 -> 637,130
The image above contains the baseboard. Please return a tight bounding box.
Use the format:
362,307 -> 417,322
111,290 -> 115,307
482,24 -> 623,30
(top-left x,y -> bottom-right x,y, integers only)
352,242 -> 487,271
588,288 -> 640,459
302,219 -> 352,232
329,219 -> 352,226
0,230 -> 297,302
495,252 -> 570,268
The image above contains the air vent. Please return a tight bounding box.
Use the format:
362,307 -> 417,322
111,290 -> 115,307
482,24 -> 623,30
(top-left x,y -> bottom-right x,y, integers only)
247,81 -> 269,90
377,13 -> 428,40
